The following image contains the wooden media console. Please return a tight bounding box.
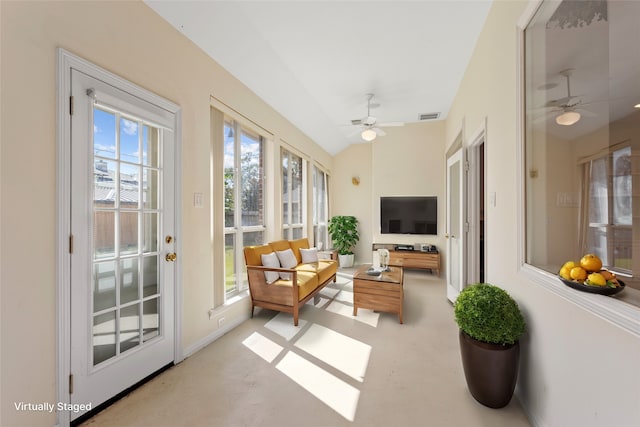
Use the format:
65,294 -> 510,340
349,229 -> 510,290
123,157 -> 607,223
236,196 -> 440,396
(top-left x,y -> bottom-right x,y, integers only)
372,243 -> 440,276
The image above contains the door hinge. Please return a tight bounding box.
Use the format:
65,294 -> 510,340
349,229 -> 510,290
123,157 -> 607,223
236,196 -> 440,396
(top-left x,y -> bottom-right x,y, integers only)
70,95 -> 74,116
464,161 -> 470,172
69,234 -> 74,254
464,222 -> 470,232
69,374 -> 74,394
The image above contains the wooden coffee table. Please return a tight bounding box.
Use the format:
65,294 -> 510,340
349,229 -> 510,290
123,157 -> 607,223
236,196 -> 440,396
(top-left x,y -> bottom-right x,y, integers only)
352,264 -> 404,324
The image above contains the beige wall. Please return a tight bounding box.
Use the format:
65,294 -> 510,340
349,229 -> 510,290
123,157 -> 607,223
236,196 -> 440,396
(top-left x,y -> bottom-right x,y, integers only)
332,121 -> 445,265
0,2 -> 332,426
447,1 -> 640,426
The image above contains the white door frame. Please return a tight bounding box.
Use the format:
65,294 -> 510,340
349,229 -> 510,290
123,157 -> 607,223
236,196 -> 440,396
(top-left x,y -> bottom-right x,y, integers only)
56,49 -> 183,426
466,119 -> 488,285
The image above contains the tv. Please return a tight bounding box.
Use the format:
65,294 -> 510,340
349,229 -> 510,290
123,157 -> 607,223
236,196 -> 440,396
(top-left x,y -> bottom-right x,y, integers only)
380,196 -> 437,235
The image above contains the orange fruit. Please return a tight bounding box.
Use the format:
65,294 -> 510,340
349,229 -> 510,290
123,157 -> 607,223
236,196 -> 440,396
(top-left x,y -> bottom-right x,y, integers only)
587,272 -> 606,286
580,254 -> 602,272
570,266 -> 587,281
559,266 -> 572,280
562,261 -> 578,271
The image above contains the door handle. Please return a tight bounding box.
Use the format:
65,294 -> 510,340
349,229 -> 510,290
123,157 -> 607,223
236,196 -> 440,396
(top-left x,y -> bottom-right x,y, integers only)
165,253 -> 177,262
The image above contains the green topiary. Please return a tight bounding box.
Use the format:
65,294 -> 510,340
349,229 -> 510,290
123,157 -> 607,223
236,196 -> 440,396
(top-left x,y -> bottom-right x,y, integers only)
454,283 -> 526,345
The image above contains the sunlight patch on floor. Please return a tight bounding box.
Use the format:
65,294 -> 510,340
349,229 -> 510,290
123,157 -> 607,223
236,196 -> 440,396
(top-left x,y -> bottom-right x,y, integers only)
295,324 -> 371,382
276,351 -> 360,422
242,332 -> 283,363
264,312 -> 307,341
325,300 -> 379,327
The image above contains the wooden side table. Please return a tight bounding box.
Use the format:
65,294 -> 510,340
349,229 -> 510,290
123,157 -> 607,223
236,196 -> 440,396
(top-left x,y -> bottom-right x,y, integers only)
352,264 -> 404,324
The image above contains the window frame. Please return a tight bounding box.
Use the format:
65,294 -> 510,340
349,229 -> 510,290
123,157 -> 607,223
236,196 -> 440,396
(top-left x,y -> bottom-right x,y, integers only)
312,164 -> 330,250
281,147 -> 306,240
223,118 -> 266,298
517,0 -> 640,338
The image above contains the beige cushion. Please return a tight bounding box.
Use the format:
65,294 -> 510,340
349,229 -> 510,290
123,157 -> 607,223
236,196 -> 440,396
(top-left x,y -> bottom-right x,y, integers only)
300,247 -> 319,263
276,249 -> 297,280
261,252 -> 280,284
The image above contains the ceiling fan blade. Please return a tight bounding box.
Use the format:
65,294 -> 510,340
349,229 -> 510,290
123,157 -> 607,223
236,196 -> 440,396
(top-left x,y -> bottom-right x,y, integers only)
378,121 -> 405,127
373,127 -> 386,136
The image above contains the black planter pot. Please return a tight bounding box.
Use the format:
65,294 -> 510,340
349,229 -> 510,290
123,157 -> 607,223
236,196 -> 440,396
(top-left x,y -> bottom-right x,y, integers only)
459,330 -> 520,408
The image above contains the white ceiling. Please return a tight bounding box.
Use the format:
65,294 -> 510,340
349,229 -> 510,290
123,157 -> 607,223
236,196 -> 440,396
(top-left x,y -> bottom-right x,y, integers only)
145,0 -> 492,154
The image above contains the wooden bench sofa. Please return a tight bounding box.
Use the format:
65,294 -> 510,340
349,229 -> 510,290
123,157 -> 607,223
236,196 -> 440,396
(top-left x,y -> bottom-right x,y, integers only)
243,238 -> 338,326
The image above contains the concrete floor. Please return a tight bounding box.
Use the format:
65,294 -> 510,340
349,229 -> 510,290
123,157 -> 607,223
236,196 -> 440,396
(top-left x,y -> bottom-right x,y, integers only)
81,270 -> 531,427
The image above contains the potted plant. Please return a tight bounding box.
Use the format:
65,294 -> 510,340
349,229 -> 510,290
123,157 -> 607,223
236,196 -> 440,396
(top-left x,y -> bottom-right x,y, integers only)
454,283 -> 526,408
328,215 -> 359,267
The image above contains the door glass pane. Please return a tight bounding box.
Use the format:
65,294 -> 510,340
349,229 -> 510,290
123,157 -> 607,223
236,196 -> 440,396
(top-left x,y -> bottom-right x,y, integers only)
94,108 -> 116,159
143,298 -> 159,342
120,304 -> 140,353
93,311 -> 116,365
120,163 -> 139,207
142,255 -> 158,297
94,261 -> 116,312
120,117 -> 140,164
119,212 -> 138,255
142,168 -> 158,210
143,213 -> 158,253
94,159 -> 116,206
94,211 -> 115,259
120,258 -> 139,304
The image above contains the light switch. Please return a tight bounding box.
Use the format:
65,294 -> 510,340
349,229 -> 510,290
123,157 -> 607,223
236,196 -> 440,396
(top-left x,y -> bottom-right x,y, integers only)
194,192 -> 203,208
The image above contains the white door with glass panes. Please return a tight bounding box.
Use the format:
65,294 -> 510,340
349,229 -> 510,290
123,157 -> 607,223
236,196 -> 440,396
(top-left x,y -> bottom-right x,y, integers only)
446,149 -> 466,302
69,69 -> 177,419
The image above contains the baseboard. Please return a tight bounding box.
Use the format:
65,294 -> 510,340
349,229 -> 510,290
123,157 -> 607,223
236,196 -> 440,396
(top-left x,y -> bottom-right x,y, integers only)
182,315 -> 249,359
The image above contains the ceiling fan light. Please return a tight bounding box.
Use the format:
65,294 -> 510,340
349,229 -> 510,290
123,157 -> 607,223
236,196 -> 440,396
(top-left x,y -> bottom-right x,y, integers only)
361,128 -> 377,141
556,110 -> 581,126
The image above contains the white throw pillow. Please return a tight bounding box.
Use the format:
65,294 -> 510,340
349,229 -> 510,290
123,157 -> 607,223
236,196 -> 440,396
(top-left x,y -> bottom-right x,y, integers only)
300,247 -> 319,263
261,252 -> 280,284
276,248 -> 298,280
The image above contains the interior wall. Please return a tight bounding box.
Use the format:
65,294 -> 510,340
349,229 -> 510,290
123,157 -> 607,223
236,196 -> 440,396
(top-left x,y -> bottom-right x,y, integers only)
331,121 -> 446,266
331,143 -> 373,264
446,1 -> 640,426
0,2 -> 332,426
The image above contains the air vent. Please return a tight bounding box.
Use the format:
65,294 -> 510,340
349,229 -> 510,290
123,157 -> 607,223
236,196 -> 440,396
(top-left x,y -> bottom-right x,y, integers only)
419,113 -> 440,121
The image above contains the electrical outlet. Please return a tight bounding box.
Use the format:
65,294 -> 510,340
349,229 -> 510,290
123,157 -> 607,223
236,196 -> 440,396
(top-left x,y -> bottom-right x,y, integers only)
218,317 -> 226,328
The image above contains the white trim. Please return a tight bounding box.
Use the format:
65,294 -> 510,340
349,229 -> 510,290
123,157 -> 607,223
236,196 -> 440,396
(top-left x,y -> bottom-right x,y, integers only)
183,314 -> 249,358
515,3 -> 640,339
56,48 -> 183,426
465,119 -> 487,285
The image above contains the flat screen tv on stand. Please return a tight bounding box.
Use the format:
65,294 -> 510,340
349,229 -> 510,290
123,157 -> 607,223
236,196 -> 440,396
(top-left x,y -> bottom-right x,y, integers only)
380,196 -> 437,235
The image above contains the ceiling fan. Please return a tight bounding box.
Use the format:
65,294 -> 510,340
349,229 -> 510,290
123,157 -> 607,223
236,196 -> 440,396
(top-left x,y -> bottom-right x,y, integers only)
547,69 -> 591,126
350,94 -> 404,141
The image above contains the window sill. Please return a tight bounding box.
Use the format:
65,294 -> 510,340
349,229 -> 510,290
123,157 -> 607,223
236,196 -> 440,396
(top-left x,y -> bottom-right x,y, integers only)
519,264 -> 640,338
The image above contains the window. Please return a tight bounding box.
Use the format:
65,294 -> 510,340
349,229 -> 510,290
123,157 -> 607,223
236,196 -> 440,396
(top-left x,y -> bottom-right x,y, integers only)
312,165 -> 329,250
523,0 -> 640,310
282,148 -> 305,240
224,119 -> 265,297
583,146 -> 632,273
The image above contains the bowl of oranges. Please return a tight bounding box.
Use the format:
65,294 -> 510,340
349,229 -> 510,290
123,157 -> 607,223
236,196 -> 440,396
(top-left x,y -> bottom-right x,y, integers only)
558,254 -> 625,296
